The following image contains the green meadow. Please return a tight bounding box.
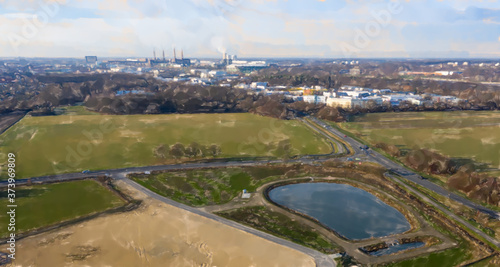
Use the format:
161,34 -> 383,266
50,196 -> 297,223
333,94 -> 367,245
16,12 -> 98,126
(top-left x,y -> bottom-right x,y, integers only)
339,111 -> 500,171
0,180 -> 125,237
131,166 -> 300,206
0,112 -> 330,179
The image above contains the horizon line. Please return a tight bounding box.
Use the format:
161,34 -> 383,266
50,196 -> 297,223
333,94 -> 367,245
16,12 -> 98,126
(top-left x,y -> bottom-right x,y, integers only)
2,56 -> 500,61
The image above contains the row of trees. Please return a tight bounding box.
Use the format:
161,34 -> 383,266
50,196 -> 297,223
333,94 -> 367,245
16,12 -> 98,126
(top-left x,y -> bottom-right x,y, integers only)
375,142 -> 500,206
154,142 -> 222,159
84,84 -> 292,120
154,140 -> 295,160
376,144 -> 469,176
405,148 -> 456,175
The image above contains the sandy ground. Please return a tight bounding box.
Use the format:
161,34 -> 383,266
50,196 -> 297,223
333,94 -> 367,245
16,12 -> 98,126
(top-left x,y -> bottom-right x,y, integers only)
2,180 -> 314,267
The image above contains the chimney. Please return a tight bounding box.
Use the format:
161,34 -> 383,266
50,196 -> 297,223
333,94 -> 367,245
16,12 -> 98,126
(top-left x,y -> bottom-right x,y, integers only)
181,49 -> 184,60
162,50 -> 165,60
153,49 -> 156,60
173,48 -> 177,60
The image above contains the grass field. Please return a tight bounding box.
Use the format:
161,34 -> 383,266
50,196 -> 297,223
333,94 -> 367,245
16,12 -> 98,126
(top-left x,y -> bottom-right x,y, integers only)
339,111 -> 500,171
216,206 -> 340,254
0,113 -> 330,179
0,180 -> 125,237
387,243 -> 472,267
131,166 -> 301,206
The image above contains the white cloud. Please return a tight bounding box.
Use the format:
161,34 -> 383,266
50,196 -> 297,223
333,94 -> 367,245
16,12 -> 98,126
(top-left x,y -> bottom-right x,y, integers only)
0,0 -> 499,57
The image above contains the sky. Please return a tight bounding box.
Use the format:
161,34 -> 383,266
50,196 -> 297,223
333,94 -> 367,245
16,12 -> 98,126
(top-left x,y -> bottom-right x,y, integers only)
0,0 -> 499,58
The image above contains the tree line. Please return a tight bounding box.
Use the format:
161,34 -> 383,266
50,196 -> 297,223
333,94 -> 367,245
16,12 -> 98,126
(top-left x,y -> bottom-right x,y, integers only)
376,142 -> 500,206
1,72 -> 498,121
154,142 -> 222,159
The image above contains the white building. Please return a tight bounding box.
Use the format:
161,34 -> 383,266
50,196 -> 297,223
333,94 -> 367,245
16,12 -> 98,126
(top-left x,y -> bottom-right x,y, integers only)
303,95 -> 328,105
382,94 -> 423,106
432,95 -> 461,104
250,82 -> 268,90
235,83 -> 250,89
435,71 -> 455,76
408,98 -> 423,105
340,85 -> 361,91
328,98 -> 350,108
327,97 -> 382,109
208,70 -> 227,78
338,91 -> 371,98
241,189 -> 251,199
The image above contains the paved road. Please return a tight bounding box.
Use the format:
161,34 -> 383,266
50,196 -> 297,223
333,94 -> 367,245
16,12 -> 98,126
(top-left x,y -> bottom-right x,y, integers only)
369,151 -> 500,220
0,159 -> 320,187
386,174 -> 500,248
306,117 -> 360,155
117,174 -> 335,267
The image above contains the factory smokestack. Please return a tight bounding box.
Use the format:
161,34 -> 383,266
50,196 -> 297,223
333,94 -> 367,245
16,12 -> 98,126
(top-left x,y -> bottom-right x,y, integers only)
153,49 -> 156,60
181,49 -> 184,60
173,48 -> 177,60
162,50 -> 165,60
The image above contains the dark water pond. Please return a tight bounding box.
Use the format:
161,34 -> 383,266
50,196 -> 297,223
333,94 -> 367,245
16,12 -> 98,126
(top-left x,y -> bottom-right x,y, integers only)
268,183 -> 411,240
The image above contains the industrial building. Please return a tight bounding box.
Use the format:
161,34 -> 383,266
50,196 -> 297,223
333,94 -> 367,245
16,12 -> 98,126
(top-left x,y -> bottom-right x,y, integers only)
150,48 -> 191,67
220,53 -> 269,73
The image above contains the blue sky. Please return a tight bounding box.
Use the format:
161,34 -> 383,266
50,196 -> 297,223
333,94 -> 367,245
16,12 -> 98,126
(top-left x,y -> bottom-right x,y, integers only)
0,0 -> 499,58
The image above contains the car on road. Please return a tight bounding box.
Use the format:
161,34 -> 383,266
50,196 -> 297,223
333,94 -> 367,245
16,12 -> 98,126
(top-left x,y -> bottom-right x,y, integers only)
344,135 -> 347,137
346,158 -> 353,161
82,170 -> 90,174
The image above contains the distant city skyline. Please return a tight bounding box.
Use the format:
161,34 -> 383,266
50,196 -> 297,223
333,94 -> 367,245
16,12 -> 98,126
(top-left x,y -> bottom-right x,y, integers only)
0,0 -> 499,58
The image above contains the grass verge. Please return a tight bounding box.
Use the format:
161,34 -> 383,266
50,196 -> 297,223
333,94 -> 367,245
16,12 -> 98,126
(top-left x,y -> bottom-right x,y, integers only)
216,206 -> 340,254
386,242 -> 471,267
